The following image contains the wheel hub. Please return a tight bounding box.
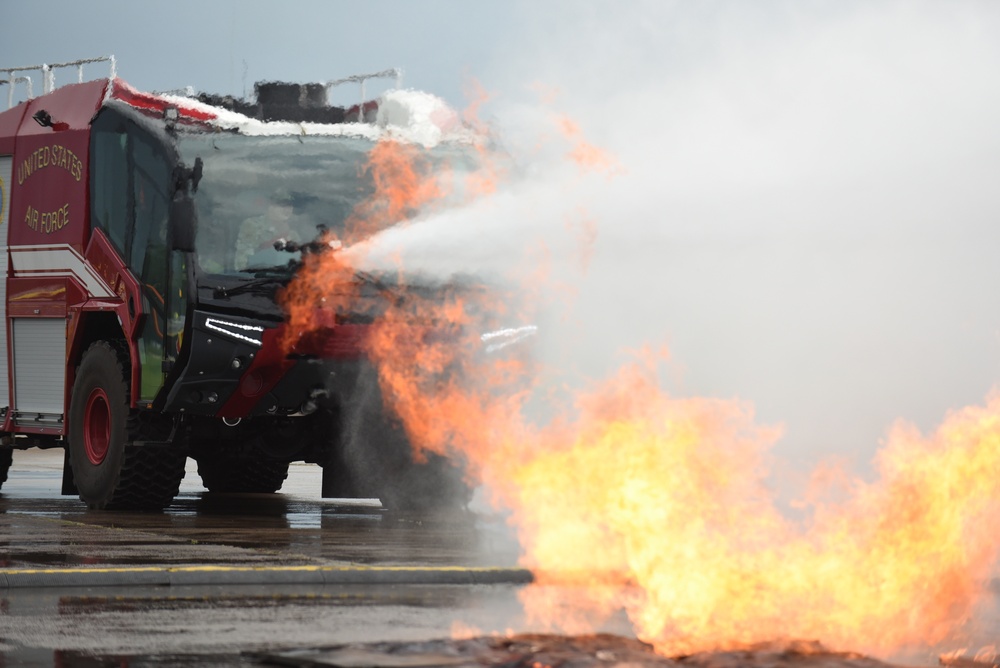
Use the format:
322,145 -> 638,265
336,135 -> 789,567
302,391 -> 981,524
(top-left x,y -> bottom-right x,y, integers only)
83,388 -> 111,465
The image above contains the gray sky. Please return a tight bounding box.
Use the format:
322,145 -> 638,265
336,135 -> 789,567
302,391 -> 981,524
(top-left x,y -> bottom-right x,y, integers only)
1,0 -> 522,106
5,1 -> 1000,483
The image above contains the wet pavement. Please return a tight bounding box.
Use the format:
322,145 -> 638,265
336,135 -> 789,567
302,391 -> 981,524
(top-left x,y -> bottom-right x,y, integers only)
253,635 -> 905,668
1,583 -> 538,666
0,449 -> 522,571
0,448 -> 546,666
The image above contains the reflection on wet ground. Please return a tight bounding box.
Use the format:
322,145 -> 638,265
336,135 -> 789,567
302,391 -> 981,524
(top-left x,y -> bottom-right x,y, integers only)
7,632 -> 924,668
255,635 -> 906,668
56,587 -> 473,614
0,452 -> 520,571
1,583 -> 538,666
0,494 -> 514,569
40,651 -> 254,666
0,452 -> 531,665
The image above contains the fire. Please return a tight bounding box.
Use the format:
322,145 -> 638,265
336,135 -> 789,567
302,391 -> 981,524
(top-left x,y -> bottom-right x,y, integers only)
513,370 -> 1000,655
281,112 -> 1000,658
460,79 -> 507,198
555,116 -> 621,176
279,246 -> 359,352
943,646 -> 1000,668
450,620 -> 485,640
343,140 -> 445,244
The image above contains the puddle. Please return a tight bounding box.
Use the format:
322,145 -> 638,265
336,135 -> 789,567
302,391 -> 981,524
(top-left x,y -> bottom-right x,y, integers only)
52,587 -> 471,614
0,551 -> 262,568
47,650 -> 245,667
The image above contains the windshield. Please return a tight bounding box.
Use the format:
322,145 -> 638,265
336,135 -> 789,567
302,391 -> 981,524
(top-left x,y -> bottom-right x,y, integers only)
178,133 -> 379,276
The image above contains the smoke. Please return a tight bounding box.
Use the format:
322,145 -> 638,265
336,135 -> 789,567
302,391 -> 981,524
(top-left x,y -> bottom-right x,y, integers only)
355,0 -> 1000,480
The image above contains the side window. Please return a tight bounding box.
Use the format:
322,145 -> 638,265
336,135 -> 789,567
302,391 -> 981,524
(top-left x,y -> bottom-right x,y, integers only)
89,112 -> 130,252
90,110 -> 178,401
130,132 -> 170,291
128,128 -> 175,402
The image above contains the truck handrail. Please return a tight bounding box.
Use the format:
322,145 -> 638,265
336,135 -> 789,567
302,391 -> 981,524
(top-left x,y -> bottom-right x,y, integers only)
325,68 -> 403,110
2,55 -> 116,110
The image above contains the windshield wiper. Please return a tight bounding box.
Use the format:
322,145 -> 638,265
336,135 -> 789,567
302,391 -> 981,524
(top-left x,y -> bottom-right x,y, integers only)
212,270 -> 292,299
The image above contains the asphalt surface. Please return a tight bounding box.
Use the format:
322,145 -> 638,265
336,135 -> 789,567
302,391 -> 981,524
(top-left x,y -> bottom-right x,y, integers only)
0,448 -> 562,666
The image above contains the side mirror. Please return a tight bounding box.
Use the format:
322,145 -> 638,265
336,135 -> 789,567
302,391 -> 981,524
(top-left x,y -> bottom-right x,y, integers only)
169,193 -> 197,252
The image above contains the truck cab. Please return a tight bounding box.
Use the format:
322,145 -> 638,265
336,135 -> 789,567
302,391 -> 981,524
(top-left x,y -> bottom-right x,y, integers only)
0,58 -> 478,510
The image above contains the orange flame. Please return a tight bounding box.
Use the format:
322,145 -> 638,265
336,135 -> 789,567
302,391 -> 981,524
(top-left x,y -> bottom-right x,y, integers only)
343,140 -> 444,244
512,369 -> 1000,655
281,111 -> 1000,659
279,246 -> 359,352
555,116 -> 621,176
280,139 -> 452,351
460,78 -> 507,198
363,308 -> 1000,656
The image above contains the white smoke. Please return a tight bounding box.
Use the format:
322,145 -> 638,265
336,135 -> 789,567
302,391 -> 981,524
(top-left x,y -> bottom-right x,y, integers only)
354,1 -> 1000,477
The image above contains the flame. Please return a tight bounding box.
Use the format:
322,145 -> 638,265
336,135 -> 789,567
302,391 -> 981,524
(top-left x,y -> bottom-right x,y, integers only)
362,288 -> 533,470
450,620 -> 484,640
555,116 -> 621,175
512,370 -> 1000,655
280,138 -> 458,350
281,112 -> 1000,658
943,647 -> 1000,668
365,307 -> 1000,656
976,647 -> 1000,664
279,246 -> 359,352
343,140 -> 445,244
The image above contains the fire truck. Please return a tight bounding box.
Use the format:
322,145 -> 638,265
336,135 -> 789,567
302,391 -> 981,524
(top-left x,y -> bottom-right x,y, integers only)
0,56 -> 482,510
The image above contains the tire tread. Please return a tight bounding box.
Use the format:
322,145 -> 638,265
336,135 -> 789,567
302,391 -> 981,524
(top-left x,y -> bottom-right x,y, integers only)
0,448 -> 12,490
71,341 -> 185,511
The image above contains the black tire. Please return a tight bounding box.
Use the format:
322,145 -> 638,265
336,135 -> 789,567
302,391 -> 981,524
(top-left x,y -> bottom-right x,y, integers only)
0,448 -> 12,491
67,342 -> 186,510
197,455 -> 289,493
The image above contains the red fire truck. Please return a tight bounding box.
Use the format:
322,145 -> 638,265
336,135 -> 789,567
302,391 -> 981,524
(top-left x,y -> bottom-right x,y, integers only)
0,57 -> 479,510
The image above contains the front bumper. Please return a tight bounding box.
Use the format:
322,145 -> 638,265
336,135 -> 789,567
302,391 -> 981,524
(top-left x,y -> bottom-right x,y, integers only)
159,309 -> 368,419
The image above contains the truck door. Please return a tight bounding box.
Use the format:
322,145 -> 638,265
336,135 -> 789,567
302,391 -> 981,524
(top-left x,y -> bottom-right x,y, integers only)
90,109 -> 184,402
0,155 -> 9,410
